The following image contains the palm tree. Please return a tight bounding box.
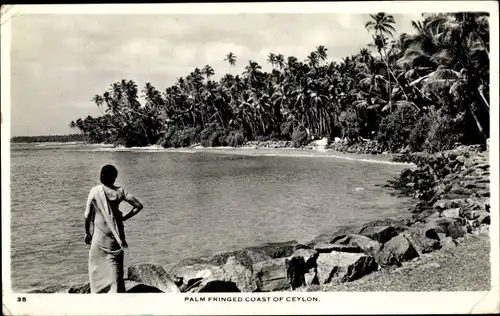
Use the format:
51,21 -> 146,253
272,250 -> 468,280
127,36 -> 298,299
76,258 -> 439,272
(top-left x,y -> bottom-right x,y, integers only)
69,120 -> 77,132
267,53 -> 277,68
224,52 -> 237,74
203,65 -> 215,80
365,12 -> 397,111
275,54 -> 285,70
315,45 -> 328,64
307,51 -> 319,68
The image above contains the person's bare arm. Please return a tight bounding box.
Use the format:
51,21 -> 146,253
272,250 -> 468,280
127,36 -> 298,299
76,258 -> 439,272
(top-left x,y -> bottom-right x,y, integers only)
84,189 -> 94,244
122,195 -> 143,222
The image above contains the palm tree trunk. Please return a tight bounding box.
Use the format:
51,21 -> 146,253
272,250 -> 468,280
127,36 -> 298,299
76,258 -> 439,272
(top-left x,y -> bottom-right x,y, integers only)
380,45 -> 392,112
477,85 -> 490,111
465,101 -> 486,141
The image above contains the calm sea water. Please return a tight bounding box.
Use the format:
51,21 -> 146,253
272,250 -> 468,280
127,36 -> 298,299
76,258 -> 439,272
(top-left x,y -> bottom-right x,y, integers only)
10,143 -> 411,292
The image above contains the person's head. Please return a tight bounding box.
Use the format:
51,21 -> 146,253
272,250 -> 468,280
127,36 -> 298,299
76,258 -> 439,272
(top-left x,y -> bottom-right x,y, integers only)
100,165 -> 118,186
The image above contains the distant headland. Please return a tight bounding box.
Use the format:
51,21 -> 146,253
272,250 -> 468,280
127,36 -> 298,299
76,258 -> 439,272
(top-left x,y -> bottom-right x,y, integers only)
10,134 -> 85,144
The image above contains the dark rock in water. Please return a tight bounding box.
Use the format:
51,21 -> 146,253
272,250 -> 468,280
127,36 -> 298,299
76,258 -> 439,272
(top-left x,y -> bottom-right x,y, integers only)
127,263 -> 180,293
68,283 -> 90,294
125,280 -> 163,293
316,252 -> 378,284
223,256 -> 259,292
376,235 -> 419,267
358,225 -> 398,244
187,279 -> 241,293
28,284 -> 69,293
402,226 -> 441,255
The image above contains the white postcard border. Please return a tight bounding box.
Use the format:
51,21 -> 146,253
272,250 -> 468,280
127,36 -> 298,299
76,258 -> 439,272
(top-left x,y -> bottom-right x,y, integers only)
1,2 -> 499,315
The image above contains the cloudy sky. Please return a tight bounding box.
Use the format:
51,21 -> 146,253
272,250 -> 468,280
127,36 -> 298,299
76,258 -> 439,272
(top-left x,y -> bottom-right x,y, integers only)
10,12 -> 424,136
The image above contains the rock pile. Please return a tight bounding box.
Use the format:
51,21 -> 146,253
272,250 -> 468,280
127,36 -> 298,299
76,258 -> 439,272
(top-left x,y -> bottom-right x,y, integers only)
390,147 -> 490,233
244,140 -> 294,149
326,139 -> 386,155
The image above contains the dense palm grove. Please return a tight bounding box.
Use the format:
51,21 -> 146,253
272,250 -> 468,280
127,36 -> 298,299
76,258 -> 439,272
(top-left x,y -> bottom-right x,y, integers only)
70,13 -> 490,152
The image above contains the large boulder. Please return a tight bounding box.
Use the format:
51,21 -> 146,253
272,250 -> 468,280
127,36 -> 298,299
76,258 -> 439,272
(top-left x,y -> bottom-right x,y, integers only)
465,211 -> 491,231
167,262 -> 226,289
425,218 -> 466,239
68,283 -> 91,294
252,254 -> 312,292
208,240 -> 297,270
291,249 -> 319,287
291,248 -> 319,268
314,242 -> 341,253
330,234 -> 382,256
286,256 -> 308,290
305,225 -> 361,248
125,280 -> 163,293
315,251 -> 378,284
442,208 -> 460,218
28,284 -> 69,293
245,240 -> 298,259
439,237 -> 457,250
358,225 -> 398,244
186,279 -> 241,293
127,263 -> 180,293
208,249 -> 271,270
433,199 -> 467,210
223,256 -> 259,292
413,208 -> 439,222
402,225 -> 441,255
376,235 -> 419,267
252,258 -> 290,291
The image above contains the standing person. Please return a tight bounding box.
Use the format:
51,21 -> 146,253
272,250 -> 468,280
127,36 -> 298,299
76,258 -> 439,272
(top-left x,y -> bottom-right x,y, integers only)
84,165 -> 143,293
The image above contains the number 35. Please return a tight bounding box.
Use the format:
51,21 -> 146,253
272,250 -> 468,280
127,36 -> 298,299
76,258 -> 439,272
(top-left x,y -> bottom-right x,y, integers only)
17,297 -> 26,302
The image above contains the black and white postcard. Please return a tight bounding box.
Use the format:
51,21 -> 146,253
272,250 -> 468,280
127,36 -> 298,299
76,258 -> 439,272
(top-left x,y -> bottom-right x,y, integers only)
1,2 -> 499,315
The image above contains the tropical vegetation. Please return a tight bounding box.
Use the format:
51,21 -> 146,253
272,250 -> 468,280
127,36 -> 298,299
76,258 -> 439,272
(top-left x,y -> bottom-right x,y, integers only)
11,134 -> 84,143
70,12 -> 490,152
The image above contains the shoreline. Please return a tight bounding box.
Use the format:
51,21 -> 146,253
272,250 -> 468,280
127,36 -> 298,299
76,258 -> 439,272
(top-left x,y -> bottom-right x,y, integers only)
25,145 -> 490,294
86,142 -> 415,166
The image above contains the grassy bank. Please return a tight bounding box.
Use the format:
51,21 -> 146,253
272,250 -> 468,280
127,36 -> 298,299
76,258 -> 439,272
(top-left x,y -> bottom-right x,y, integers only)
306,232 -> 490,292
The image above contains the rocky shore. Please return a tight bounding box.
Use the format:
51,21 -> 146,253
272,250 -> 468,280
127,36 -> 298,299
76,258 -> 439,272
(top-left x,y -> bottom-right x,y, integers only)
29,146 -> 490,294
